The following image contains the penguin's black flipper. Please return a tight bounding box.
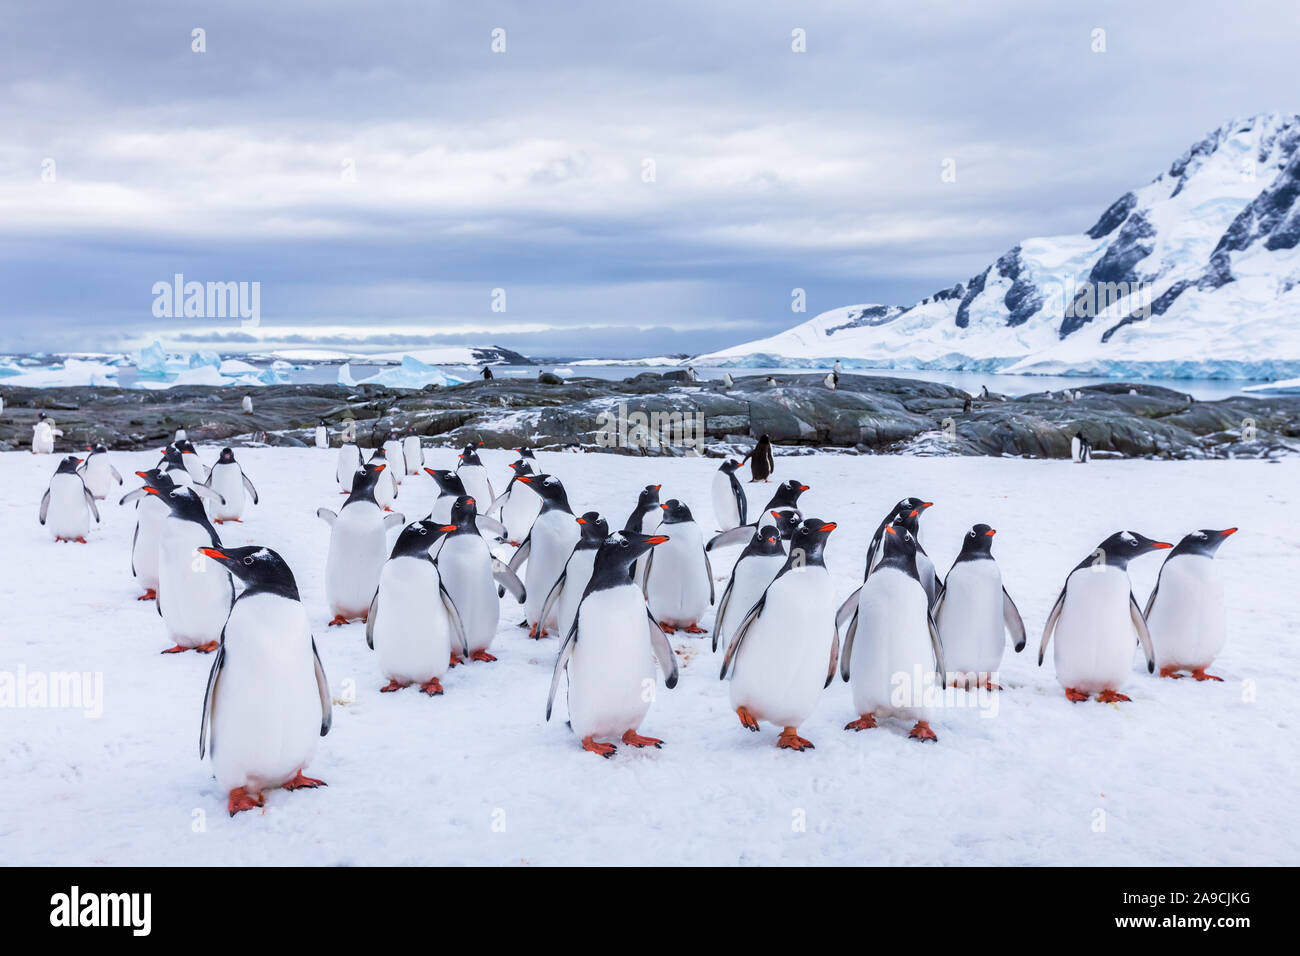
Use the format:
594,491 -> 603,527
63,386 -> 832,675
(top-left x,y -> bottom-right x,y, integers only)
537,561 -> 570,633
199,642 -> 226,759
840,609 -> 860,682
835,586 -> 862,630
316,507 -> 337,526
382,511 -> 407,530
129,522 -> 139,575
439,581 -> 472,658
1142,568 -> 1164,619
1002,587 -> 1026,653
84,487 -> 101,524
475,515 -> 507,539
491,558 -> 526,603
646,608 -> 678,688
119,487 -> 149,506
546,618 -> 579,722
712,573 -> 738,652
730,473 -> 748,527
719,594 -> 766,681
641,547 -> 655,598
825,627 -> 840,689
1037,586 -> 1068,666
706,525 -> 753,552
927,609 -> 945,682
38,489 -> 50,525
311,638 -> 332,736
1129,592 -> 1155,673
365,589 -> 379,650
109,464 -> 123,484
702,548 -> 715,605
241,472 -> 259,505
507,533 -> 532,574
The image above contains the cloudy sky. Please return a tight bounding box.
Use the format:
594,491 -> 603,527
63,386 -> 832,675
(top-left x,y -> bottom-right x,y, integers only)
1,0 -> 1296,357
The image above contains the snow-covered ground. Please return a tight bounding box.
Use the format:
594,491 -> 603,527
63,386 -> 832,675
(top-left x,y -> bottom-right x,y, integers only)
3,447 -> 1297,866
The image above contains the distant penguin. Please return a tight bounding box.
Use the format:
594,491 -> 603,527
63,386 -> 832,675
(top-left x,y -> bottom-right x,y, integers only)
204,448 -> 259,523
196,545 -> 331,816
314,421 -> 328,449
513,445 -> 536,461
1071,432 -> 1092,463
833,359 -> 843,375
507,474 -> 580,638
366,520 -> 469,694
537,512 -> 609,647
824,372 -> 837,390
711,459 -> 748,532
841,523 -> 944,740
317,462 -> 406,626
434,495 -> 525,664
546,530 -> 679,757
1145,528 -> 1237,681
31,414 -> 60,454
382,437 -> 406,482
172,439 -> 207,483
402,433 -> 423,475
720,519 -> 839,751
686,365 -> 698,382
77,444 -> 123,500
1038,531 -> 1171,702
175,428 -> 188,443
456,442 -> 494,505
644,499 -> 714,633
39,456 -> 99,543
367,447 -> 398,510
623,483 -> 663,587
979,385 -> 989,399
336,442 -> 361,493
147,485 -> 234,654
722,372 -> 734,389
241,394 -> 254,414
932,525 -> 1026,690
705,478 -> 808,551
742,435 -> 775,482
158,444 -> 195,488
489,459 -> 540,546
712,523 -> 785,653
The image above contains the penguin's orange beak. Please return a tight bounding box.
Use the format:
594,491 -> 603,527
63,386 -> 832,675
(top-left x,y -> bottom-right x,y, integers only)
576,517 -> 586,524
646,535 -> 669,545
199,547 -> 228,560
922,501 -> 934,509
820,522 -> 837,533
800,484 -> 810,491
440,525 -> 456,532
517,476 -> 533,484
1153,541 -> 1173,549
660,503 -> 669,510
885,526 -> 897,536
142,486 -> 161,495
1221,528 -> 1238,536
653,484 -> 661,491
466,497 -> 475,506
136,470 -> 150,478
986,528 -> 997,536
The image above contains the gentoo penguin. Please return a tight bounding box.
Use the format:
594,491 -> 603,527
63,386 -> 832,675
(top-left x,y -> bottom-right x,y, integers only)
434,496 -> 525,665
1071,432 -> 1092,463
241,394 -> 254,414
712,523 -> 785,653
204,448 -> 259,524
425,469 -> 469,524
174,439 -> 208,483
722,371 -> 734,389
720,518 -> 839,750
401,432 -> 423,475
705,478 -> 809,551
507,474 -> 580,638
1144,528 -> 1237,681
382,437 -> 406,481
317,463 -> 406,625
456,442 -> 495,506
174,428 -> 188,443
824,372 -> 837,390
854,498 -> 935,596
146,484 -> 234,654
513,445 -> 537,461
314,420 -> 328,449
711,459 -> 748,532
546,530 -> 679,757
366,519 -> 469,694
156,444 -> 194,488
31,414 -> 62,455
488,459 -> 539,545
1038,531 -> 1171,702
742,434 -> 775,482
367,447 -> 399,510
841,524 -> 944,740
196,545 -> 331,816
932,525 -> 1025,689
623,483 -> 663,587
643,499 -> 714,633
77,444 -> 122,500
537,512 -> 609,645
39,456 -> 99,543
336,442 -> 361,494
119,470 -> 181,600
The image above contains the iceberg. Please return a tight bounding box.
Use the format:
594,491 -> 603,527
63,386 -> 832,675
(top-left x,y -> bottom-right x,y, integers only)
354,354 -> 464,389
133,341 -> 170,379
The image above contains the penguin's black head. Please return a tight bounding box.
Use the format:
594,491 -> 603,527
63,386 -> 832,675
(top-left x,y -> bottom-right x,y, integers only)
509,459 -> 534,476
744,524 -> 785,557
957,523 -> 997,561
516,474 -> 571,511
217,448 -> 236,464
1091,531 -> 1173,568
659,499 -> 694,524
879,521 -> 919,568
719,459 -> 741,474
91,443 -> 108,455
424,468 -> 466,496
770,508 -> 804,540
134,468 -> 176,493
513,446 -> 536,459
766,479 -> 809,510
637,484 -> 663,509
347,462 -> 386,500
575,511 -> 609,546
175,440 -> 199,457
391,519 -> 446,557
55,455 -> 82,475
159,445 -> 186,469
198,545 -> 299,600
459,443 -> 484,466
1170,527 -> 1237,559
369,447 -> 388,462
448,494 -> 480,527
594,530 -> 669,575
144,484 -> 209,521
785,518 -> 836,568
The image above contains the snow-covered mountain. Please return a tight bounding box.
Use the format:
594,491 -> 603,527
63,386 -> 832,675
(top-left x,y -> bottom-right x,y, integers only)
697,112 -> 1300,380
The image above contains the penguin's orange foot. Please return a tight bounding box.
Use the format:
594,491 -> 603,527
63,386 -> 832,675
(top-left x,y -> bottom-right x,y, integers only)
1159,666 -> 1184,678
1064,687 -> 1090,702
508,540 -> 520,547
419,677 -> 444,696
844,714 -> 877,731
528,623 -> 548,639
328,615 -> 350,627
582,736 -> 617,758
1096,690 -> 1131,703
379,680 -> 407,693
736,706 -> 760,732
73,537 -> 87,543
448,654 -> 462,668
213,518 -> 224,524
982,679 -> 1002,691
227,787 -> 265,816
383,506 -> 394,513
908,720 -> 938,742
137,589 -> 157,601
681,624 -> 708,635
160,644 -> 189,654
194,641 -> 219,653
659,622 -> 676,635
470,649 -> 497,663
1192,668 -> 1223,682
621,730 -> 663,749
777,728 -> 814,751
283,771 -> 326,791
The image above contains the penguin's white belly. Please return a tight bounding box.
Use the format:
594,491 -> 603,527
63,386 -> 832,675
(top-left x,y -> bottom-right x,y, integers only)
81,458 -> 117,499
373,467 -> 396,508
314,426 -> 327,449
937,561 -> 1005,681
1053,568 -> 1137,692
1147,557 -> 1225,670
711,473 -> 740,530
382,441 -> 405,480
211,593 -> 321,792
716,553 -> 783,649
567,587 -> 655,739
325,502 -> 389,618
132,497 -> 168,589
645,526 -> 709,626
524,514 -> 580,628
402,437 -> 422,474
457,465 -> 492,507
207,465 -> 246,520
729,568 -> 833,728
32,425 -> 55,454
336,445 -> 360,490
556,549 -> 597,640
1071,436 -> 1082,461
851,568 -> 935,721
45,475 -> 90,540
501,487 -> 540,543
158,521 -> 231,646
372,557 -> 451,683
436,535 -> 499,653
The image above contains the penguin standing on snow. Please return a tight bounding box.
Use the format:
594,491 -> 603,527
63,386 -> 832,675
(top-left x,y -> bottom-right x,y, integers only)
1145,528 -> 1237,681
31,413 -> 61,454
196,545 -> 331,817
1071,432 -> 1092,463
382,436 -> 406,481
317,463 -> 406,626
720,519 -> 839,751
712,523 -> 785,653
488,459 -> 539,546
367,447 -> 399,510
546,530 -> 679,758
860,497 -> 933,581
314,420 -> 328,449
623,483 -> 663,587
39,456 -> 100,543
402,431 -> 424,476
204,448 -> 259,524
366,520 -> 469,695
705,478 -> 809,551
932,525 -> 1026,690
174,439 -> 208,483
157,444 -> 195,488
434,496 -> 525,665
1038,531 -> 1171,702
711,459 -> 747,532
119,470 -> 185,600
146,484 -> 234,654
508,474 -> 580,638
336,441 -> 361,493
643,499 -> 714,634
741,434 -> 775,483
423,468 -> 507,539
77,444 -> 122,500
537,512 -> 609,645
456,442 -> 495,506
841,523 -> 945,740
